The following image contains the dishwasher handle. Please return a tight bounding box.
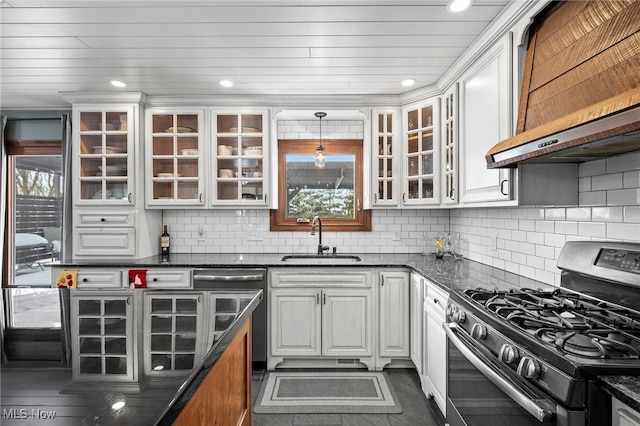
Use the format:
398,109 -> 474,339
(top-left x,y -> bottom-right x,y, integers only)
193,274 -> 264,282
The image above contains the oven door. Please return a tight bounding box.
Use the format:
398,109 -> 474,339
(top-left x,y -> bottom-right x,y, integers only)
445,323 -> 582,426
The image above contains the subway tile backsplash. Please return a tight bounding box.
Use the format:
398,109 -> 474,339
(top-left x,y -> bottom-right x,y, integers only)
165,126 -> 640,288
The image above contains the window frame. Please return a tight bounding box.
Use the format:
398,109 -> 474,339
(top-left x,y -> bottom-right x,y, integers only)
270,139 -> 371,232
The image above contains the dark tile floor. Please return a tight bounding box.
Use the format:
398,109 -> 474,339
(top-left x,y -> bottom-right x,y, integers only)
251,369 -> 446,426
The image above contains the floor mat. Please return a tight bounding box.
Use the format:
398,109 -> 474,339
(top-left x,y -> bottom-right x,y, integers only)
253,371 -> 402,414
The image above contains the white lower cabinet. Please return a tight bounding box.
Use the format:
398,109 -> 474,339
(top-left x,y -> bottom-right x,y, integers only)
378,270 -> 410,367
143,292 -> 204,376
613,397 -> 640,426
70,292 -> 137,384
410,273 -> 425,376
423,279 -> 449,416
268,269 -> 374,370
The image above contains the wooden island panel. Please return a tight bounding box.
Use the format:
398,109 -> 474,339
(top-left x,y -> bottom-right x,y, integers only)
173,317 -> 252,426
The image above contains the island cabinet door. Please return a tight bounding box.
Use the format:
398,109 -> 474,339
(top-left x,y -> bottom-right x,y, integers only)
270,289 -> 321,357
322,289 -> 372,357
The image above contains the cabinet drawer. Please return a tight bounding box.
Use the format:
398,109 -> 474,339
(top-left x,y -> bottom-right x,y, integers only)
73,228 -> 136,257
425,282 -> 448,321
77,269 -> 124,289
146,269 -> 191,289
75,210 -> 135,227
270,269 -> 373,288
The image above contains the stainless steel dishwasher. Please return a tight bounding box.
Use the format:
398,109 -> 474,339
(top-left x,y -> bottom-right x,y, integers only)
192,268 -> 267,369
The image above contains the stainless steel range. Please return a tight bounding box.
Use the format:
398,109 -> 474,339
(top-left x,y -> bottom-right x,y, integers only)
445,241 -> 640,426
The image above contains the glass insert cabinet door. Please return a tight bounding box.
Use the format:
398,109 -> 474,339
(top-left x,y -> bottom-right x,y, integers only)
144,293 -> 202,375
403,100 -> 440,205
148,110 -> 204,205
372,110 -> 398,206
72,295 -> 133,381
442,87 -> 458,204
212,112 -> 268,206
76,107 -> 134,204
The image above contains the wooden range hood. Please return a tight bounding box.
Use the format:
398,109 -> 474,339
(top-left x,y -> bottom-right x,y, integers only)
486,0 -> 640,169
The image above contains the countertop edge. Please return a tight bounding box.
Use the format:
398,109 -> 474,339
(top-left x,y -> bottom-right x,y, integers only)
598,374 -> 640,413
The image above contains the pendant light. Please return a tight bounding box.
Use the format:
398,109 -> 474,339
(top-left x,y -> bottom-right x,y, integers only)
315,111 -> 327,169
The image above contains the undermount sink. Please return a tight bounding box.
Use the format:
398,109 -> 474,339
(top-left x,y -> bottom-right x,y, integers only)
281,254 -> 362,263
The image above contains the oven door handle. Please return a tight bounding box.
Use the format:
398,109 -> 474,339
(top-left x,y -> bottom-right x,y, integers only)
444,322 -> 556,422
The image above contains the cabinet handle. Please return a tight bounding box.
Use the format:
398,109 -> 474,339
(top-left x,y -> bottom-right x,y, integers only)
323,293 -> 326,305
402,193 -> 406,203
374,193 -> 378,202
127,192 -> 133,204
449,188 -> 454,200
357,198 -> 361,212
198,295 -> 201,303
264,193 -> 268,204
381,275 -> 385,286
199,193 -> 204,204
126,297 -> 131,305
316,293 -> 320,305
500,179 -> 508,196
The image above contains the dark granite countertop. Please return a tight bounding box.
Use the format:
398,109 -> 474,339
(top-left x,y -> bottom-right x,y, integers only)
598,375 -> 640,413
59,252 -> 556,295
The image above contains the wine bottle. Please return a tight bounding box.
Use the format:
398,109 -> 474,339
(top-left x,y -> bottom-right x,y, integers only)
161,225 -> 170,262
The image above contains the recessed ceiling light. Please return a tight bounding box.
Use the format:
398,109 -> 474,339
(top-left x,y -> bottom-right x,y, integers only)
219,79 -> 234,88
448,0 -> 471,12
401,79 -> 416,87
110,80 -> 126,88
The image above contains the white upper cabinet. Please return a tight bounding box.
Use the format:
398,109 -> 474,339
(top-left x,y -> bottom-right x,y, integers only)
402,98 -> 441,206
145,108 -> 206,207
74,105 -> 136,206
210,109 -> 270,207
371,109 -> 400,207
441,85 -> 459,205
459,33 -> 513,204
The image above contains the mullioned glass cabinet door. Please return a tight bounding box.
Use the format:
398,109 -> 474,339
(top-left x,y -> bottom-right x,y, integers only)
146,109 -> 205,207
75,106 -> 134,205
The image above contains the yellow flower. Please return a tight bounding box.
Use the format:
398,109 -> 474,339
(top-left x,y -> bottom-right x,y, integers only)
434,239 -> 444,249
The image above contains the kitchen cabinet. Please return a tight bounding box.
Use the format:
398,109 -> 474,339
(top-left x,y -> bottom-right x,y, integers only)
402,98 -> 441,206
613,397 -> 640,426
458,33 -> 513,204
211,110 -> 270,207
64,93 -> 162,259
146,269 -> 191,289
143,292 -> 204,376
269,269 -> 374,370
441,85 -> 458,205
371,108 -> 400,207
70,292 -> 138,384
423,278 -> 448,415
409,273 -> 425,377
145,108 -> 206,207
378,270 -> 410,366
73,105 -> 135,205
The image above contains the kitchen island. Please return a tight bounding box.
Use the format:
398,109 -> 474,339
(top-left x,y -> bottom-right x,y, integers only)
0,289 -> 262,426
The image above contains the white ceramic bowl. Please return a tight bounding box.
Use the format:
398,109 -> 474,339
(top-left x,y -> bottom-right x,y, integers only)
181,149 -> 198,156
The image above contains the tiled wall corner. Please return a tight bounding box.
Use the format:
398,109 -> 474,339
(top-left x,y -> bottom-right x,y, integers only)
451,152 -> 640,287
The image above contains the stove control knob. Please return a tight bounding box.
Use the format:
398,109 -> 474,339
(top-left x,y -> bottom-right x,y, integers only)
498,344 -> 520,365
451,309 -> 466,324
471,323 -> 487,340
517,357 -> 541,380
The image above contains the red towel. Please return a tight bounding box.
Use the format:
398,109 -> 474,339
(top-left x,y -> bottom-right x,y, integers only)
128,269 -> 147,289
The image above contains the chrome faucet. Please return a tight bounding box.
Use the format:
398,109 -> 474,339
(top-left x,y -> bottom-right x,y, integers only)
310,216 -> 329,255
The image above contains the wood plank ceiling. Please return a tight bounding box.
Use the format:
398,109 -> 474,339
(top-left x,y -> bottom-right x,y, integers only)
0,0 -> 510,109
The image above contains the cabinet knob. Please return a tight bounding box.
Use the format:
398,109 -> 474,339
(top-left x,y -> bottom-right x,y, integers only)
100,218 -> 106,222
82,278 -> 88,283
433,298 -> 439,305
152,278 -> 158,282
